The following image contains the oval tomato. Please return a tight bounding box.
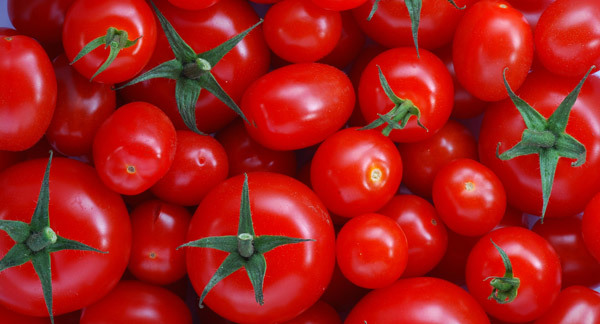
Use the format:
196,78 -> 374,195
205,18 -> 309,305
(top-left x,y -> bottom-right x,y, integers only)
532,285 -> 600,324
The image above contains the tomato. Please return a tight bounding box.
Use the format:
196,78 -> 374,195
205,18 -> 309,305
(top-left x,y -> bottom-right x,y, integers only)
358,47 -> 454,143
506,0 -> 554,29
62,0 -> 156,83
478,68 -> 600,218
432,158 -> 506,236
167,0 -> 221,10
453,0 -> 533,102
0,303 -> 48,324
336,213 -> 408,289
128,200 -> 191,286
281,300 -> 341,324
93,101 -> 177,196
185,172 -> 335,323
344,277 -> 490,324
397,120 -> 478,198
0,150 -> 24,173
242,63 -> 354,151
531,216 -> 600,288
46,54 -> 116,157
0,157 -> 131,316
466,226 -> 561,322
118,0 -> 270,134
80,280 -> 192,324
311,0 -> 367,11
310,127 -> 402,218
263,0 -> 341,63
378,195 -> 448,277
582,192 -> 600,263
318,11 -> 366,70
150,130 -> 228,206
0,35 -> 57,151
532,285 -> 600,324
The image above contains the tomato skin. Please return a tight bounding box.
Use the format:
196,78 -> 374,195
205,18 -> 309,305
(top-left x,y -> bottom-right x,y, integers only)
344,277 -> 490,324
310,128 -> 402,218
432,158 -> 506,236
186,172 -> 335,324
128,200 -> 191,286
0,35 -> 57,151
478,68 -> 600,218
93,102 -> 177,196
150,130 -> 228,206
506,0 -> 554,30
0,303 -> 48,324
0,158 -> 131,316
47,54 -> 116,157
582,192 -> 600,263
80,280 -> 192,324
242,63 -> 355,151
281,300 -> 341,324
358,47 -> 454,143
167,0 -> 221,10
320,262 -> 370,314
311,0 -> 367,11
466,227 -> 561,323
535,0 -> 600,77
318,11 -> 366,70
453,0 -> 533,102
532,285 -> 600,324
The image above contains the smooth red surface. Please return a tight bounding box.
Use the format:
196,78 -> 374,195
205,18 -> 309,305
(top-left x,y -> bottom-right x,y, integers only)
533,286 -> 600,324
281,300 -> 341,324
583,192 -> 600,263
318,11 -> 366,69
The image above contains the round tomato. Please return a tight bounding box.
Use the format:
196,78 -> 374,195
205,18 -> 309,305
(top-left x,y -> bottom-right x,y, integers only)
532,285 -> 600,324
311,0 -> 367,11
167,0 -> 221,10
281,300 -> 341,324
318,11 -> 366,70
582,192 -> 600,263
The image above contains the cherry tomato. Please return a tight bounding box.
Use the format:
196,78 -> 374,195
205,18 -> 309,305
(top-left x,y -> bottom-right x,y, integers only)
506,0 -> 554,29
318,11 -> 366,70
532,285 -> 600,324
167,0 -> 221,10
281,300 -> 341,324
582,192 -> 600,263
311,0 -> 367,11
0,303 -> 48,324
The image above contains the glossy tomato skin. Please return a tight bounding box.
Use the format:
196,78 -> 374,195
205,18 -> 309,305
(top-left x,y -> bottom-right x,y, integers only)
47,54 -> 116,157
0,303 -> 48,324
378,195 -> 448,277
358,47 -> 454,143
167,0 -> 221,10
582,192 -> 600,263
93,101 -> 177,196
453,0 -> 533,102
466,227 -> 561,322
62,0 -> 156,84
119,0 -> 270,133
432,158 -> 507,236
242,63 -> 354,151
311,0 -> 367,11
80,280 -> 192,324
281,300 -> 341,324
535,0 -> 600,77
0,158 -> 131,316
263,0 -> 342,63
310,128 -> 402,218
532,286 -> 600,324
479,68 -> 600,218
128,200 -> 191,286
150,130 -> 228,206
397,120 -> 478,198
186,172 -> 335,324
318,11 -> 366,70
0,35 -> 57,151
344,277 -> 490,324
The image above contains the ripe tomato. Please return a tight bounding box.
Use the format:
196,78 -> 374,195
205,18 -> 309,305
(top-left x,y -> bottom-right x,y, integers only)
310,127 -> 402,218
506,0 -> 554,29
532,285 -> 600,324
167,0 -> 221,10
0,35 -> 57,151
0,157 -> 131,316
281,300 -> 341,324
582,192 -> 600,263
311,0 -> 367,11
242,63 -> 354,151
185,172 -> 335,324
93,101 -> 177,196
318,11 -> 366,70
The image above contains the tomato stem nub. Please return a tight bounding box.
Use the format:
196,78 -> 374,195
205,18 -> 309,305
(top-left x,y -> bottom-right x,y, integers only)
485,240 -> 520,304
26,227 -> 57,252
238,233 -> 254,258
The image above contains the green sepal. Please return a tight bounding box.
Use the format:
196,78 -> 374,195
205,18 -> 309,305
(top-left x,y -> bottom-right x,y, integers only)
30,151 -> 53,232
115,59 -> 182,89
0,220 -> 31,243
0,243 -> 32,272
367,0 -> 380,21
197,70 -> 249,124
178,236 -> 238,253
198,253 -> 244,307
32,252 -> 53,324
404,0 -> 422,58
502,69 -> 547,131
175,77 -> 204,135
548,66 -> 595,133
447,0 -> 466,9
46,236 -> 107,254
245,253 -> 267,305
148,0 -> 196,63
199,20 -> 263,68
238,173 -> 254,236
485,240 -> 520,304
254,235 -> 314,254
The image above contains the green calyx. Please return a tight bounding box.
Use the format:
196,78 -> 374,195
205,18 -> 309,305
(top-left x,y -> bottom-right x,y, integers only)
366,0 -> 464,58
359,65 -> 427,136
178,174 -> 314,307
117,0 -> 260,135
70,27 -> 141,81
485,240 -> 520,304
0,151 -> 106,324
496,66 -> 594,220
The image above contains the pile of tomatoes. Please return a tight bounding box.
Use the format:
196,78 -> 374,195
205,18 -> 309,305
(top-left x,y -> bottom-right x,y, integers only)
2,0 -> 600,323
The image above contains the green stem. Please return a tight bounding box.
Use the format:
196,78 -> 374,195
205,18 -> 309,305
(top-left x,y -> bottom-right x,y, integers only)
238,233 -> 254,258
26,227 -> 57,252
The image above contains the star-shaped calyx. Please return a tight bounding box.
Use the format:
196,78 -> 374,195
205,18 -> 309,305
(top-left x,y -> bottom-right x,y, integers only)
485,240 -> 520,304
178,174 -> 314,307
118,0 -> 260,135
496,66 -> 595,221
0,151 -> 105,324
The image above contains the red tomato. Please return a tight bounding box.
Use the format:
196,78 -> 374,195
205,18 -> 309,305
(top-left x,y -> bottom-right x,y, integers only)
336,213 -> 408,289
310,127 -> 402,218
0,158 -> 131,316
0,303 -> 48,324
185,172 -> 335,324
150,130 -> 228,206
466,227 -> 561,322
344,277 -> 491,324
358,47 -> 454,143
453,0 -> 533,102
432,158 -> 507,236
46,54 -> 116,157
93,102 -> 177,196
506,0 -> 554,29
0,150 -> 25,173
318,11 -> 366,70
533,285 -> 600,324
311,0 -> 367,11
0,35 -> 57,151
535,0 -> 600,77
167,0 -> 221,10
242,63 -> 354,151
128,200 -> 191,286
281,300 -> 341,324
378,195 -> 448,277
582,192 -> 600,263
80,280 -> 192,324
